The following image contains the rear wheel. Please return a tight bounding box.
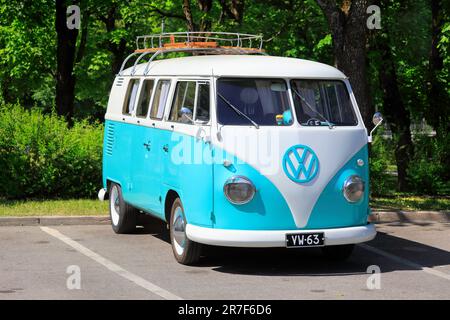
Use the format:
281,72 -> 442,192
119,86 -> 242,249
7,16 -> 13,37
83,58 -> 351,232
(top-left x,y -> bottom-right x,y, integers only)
170,198 -> 202,265
109,182 -> 137,234
321,244 -> 355,261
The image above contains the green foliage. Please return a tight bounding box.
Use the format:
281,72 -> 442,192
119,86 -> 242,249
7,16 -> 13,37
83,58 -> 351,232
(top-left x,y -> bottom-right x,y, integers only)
368,0 -> 432,122
240,0 -> 332,62
0,0 -> 55,111
407,134 -> 450,195
0,104 -> 103,199
438,21 -> 450,98
369,134 -> 395,196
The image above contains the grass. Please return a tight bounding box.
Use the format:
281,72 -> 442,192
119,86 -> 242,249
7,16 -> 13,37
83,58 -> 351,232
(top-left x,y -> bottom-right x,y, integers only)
0,199 -> 108,217
370,165 -> 450,211
0,195 -> 448,217
370,195 -> 450,211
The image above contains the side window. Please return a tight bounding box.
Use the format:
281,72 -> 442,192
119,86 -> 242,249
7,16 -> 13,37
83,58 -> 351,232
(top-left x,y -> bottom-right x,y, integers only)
195,82 -> 210,122
136,79 -> 154,118
169,81 -> 196,124
123,79 -> 140,115
150,80 -> 171,120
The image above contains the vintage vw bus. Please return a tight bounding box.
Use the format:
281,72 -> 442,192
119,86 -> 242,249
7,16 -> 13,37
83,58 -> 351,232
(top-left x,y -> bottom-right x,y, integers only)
98,33 -> 383,264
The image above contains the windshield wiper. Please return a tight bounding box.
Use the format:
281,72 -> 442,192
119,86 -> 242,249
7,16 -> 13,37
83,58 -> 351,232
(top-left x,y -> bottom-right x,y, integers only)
291,87 -> 334,129
217,92 -> 259,129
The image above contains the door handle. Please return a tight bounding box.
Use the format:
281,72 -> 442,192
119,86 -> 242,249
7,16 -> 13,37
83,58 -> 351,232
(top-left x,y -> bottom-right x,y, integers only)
143,141 -> 151,151
162,144 -> 169,153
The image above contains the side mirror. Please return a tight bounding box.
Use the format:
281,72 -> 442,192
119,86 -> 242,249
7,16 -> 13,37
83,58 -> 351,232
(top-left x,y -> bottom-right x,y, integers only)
368,112 -> 383,143
180,107 -> 193,123
372,112 -> 383,126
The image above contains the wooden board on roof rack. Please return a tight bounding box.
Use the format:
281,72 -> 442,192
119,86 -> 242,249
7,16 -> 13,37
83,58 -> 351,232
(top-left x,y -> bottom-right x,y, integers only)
134,46 -> 265,54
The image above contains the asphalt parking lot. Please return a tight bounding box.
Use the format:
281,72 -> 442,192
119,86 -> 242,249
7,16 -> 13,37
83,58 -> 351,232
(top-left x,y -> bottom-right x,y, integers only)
0,218 -> 449,300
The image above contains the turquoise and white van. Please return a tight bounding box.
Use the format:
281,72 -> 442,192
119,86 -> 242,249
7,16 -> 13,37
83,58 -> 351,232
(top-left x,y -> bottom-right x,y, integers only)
99,33 -> 383,264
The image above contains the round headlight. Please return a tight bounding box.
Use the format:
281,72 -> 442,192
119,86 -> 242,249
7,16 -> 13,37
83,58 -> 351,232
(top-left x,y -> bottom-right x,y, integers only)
343,175 -> 365,203
223,176 -> 256,205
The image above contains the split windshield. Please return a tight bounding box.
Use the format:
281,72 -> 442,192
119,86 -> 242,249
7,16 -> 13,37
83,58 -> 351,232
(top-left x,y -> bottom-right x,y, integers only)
216,78 -> 357,127
290,80 -> 357,126
217,78 -> 293,126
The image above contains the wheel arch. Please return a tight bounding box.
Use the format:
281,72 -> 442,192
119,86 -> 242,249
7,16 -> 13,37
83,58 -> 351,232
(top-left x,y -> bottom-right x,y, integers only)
104,179 -> 123,201
106,178 -> 122,191
164,189 -> 180,223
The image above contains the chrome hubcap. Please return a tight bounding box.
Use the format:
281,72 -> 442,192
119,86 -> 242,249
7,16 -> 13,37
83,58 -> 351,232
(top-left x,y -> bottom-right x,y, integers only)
172,206 -> 186,256
110,186 -> 120,226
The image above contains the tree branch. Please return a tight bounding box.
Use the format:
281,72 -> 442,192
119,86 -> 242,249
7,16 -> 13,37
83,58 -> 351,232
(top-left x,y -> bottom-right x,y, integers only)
198,0 -> 212,12
315,0 -> 338,17
75,10 -> 89,64
145,4 -> 186,20
218,0 -> 244,23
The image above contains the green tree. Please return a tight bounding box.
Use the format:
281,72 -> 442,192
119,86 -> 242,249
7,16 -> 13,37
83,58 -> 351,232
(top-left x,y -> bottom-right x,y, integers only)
0,0 -> 55,109
315,0 -> 374,127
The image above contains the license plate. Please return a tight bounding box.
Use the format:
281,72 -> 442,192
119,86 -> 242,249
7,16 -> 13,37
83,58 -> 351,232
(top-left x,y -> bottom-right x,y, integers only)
286,232 -> 325,248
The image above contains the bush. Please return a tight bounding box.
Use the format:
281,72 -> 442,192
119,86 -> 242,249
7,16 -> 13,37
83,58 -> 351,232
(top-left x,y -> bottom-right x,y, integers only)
407,134 -> 450,195
369,134 -> 394,196
0,104 -> 103,199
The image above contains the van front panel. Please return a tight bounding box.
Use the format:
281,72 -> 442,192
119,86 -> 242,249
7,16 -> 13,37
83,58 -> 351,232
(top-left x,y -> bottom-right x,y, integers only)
211,125 -> 369,230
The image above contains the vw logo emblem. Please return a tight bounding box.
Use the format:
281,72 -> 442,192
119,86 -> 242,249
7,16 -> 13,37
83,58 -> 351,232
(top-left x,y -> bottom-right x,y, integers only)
282,145 -> 319,183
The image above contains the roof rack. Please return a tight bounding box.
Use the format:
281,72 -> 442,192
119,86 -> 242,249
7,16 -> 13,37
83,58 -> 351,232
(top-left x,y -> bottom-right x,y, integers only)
119,32 -> 266,76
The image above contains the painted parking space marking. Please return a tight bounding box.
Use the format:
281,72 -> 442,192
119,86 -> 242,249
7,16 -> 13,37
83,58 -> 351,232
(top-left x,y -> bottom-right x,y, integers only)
359,243 -> 450,281
40,226 -> 182,300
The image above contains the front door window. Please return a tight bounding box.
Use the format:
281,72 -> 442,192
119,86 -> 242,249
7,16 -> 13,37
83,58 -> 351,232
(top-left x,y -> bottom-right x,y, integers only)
150,80 -> 171,120
169,80 -> 210,125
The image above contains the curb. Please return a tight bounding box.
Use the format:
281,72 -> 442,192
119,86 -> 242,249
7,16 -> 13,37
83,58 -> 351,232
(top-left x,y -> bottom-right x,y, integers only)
0,211 -> 448,227
0,216 -> 110,227
369,210 -> 449,223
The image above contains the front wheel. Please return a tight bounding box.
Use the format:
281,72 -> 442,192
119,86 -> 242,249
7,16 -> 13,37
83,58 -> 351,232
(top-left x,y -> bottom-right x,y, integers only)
321,244 -> 355,261
109,182 -> 137,234
170,198 -> 202,265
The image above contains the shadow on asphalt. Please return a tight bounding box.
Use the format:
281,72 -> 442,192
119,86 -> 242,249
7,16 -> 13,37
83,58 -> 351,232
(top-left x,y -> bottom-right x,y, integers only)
135,214 -> 450,277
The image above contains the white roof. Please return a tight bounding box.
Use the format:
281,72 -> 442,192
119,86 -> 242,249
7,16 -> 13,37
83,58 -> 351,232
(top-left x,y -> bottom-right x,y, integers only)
121,55 -> 347,79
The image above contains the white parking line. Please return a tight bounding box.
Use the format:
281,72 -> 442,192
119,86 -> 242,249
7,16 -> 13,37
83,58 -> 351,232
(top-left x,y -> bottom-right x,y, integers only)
40,226 -> 182,300
358,243 -> 450,281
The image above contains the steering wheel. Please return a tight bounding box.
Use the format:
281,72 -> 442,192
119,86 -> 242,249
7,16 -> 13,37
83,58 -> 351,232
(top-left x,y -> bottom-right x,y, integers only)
306,118 -> 322,126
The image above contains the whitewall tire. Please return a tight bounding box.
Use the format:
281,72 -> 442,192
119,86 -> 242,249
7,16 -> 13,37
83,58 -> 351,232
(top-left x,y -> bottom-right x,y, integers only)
169,198 -> 202,265
109,182 -> 137,234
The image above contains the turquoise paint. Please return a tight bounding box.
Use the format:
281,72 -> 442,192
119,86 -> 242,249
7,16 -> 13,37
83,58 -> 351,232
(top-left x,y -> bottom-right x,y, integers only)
102,120 -> 132,196
305,145 -> 370,229
212,149 -> 297,230
161,130 -> 214,226
126,123 -> 162,214
103,120 -> 214,224
282,145 -> 319,183
282,109 -> 293,125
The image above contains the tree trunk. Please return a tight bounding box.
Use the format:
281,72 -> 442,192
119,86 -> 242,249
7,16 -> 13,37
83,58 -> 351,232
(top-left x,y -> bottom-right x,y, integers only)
183,0 -> 196,32
98,6 -> 128,75
198,0 -> 213,32
427,0 -> 450,178
316,0 -> 374,128
218,0 -> 245,23
427,0 -> 449,137
55,0 -> 79,123
377,37 -> 413,191
1,77 -> 12,104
